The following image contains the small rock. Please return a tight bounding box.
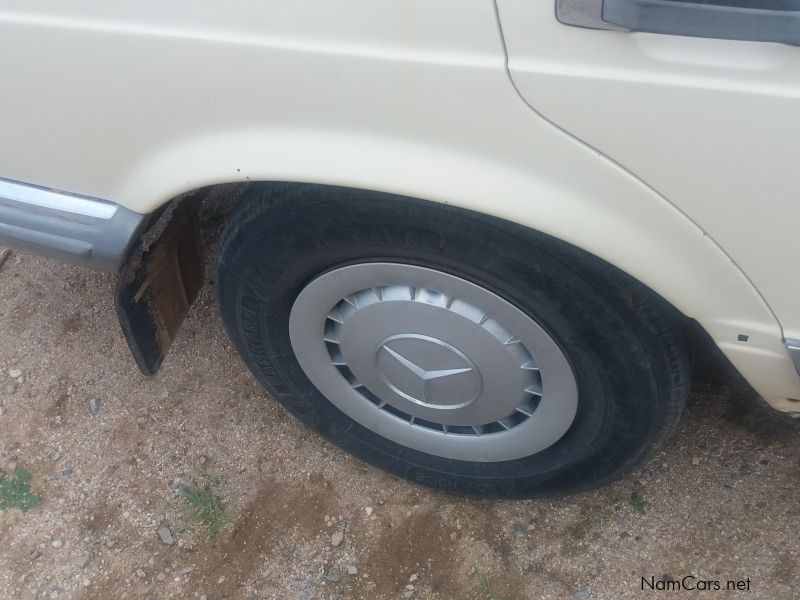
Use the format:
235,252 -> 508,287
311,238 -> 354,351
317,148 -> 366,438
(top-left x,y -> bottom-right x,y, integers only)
8,369 -> 22,379
573,585 -> 593,600
409,574 -> 418,582
60,468 -> 74,479
180,566 -> 194,576
691,457 -> 701,466
78,553 -> 91,569
331,531 -> 344,547
403,591 -> 415,599
51,450 -> 62,462
199,455 -> 210,466
324,569 -> 341,583
449,532 -> 458,541
135,569 -> 146,578
512,528 -> 527,539
89,399 -> 102,415
51,540 -> 64,549
406,584 -> 415,590
364,507 -> 373,517
346,566 -> 358,575
82,578 -> 90,587
28,549 -> 41,562
156,572 -> 166,582
157,527 -> 175,545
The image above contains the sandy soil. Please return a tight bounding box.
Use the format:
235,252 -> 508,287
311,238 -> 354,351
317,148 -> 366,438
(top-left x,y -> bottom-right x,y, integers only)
1,246 -> 798,600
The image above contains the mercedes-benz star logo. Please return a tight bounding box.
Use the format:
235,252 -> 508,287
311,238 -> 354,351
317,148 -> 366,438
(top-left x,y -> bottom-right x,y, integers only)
375,334 -> 481,408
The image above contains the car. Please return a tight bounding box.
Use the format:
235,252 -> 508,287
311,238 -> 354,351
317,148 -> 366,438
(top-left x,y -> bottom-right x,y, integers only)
1,0 -> 798,497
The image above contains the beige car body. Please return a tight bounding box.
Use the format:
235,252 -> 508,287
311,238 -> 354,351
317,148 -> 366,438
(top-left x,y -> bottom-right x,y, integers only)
0,0 -> 798,412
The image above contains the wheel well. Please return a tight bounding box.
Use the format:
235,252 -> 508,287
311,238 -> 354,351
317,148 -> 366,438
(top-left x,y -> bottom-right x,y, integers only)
154,179 -> 699,367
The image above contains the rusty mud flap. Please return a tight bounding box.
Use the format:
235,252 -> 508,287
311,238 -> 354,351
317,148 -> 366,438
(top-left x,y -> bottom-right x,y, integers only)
115,203 -> 204,375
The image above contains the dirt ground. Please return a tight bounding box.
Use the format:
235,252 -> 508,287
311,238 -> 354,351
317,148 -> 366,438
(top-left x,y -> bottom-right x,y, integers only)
1,245 -> 799,600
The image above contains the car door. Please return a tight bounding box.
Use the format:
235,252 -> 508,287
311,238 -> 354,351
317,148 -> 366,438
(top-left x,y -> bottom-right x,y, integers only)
495,0 -> 800,340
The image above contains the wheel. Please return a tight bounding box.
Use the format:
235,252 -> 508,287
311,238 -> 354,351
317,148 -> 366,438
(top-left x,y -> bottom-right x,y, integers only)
216,183 -> 690,497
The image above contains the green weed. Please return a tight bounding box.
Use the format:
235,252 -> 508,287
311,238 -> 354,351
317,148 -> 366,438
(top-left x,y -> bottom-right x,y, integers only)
629,491 -> 647,514
177,475 -> 230,543
474,563 -> 509,600
0,467 -> 40,512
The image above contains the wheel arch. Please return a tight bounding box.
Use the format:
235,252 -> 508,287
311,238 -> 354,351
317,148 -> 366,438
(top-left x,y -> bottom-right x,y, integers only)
119,127 -> 800,410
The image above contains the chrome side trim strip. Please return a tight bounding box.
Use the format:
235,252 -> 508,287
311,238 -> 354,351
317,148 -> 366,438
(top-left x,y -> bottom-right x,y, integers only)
0,179 -> 118,219
786,339 -> 800,377
0,178 -> 145,272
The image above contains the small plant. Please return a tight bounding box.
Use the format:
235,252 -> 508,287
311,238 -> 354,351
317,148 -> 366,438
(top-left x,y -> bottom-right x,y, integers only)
0,467 -> 40,512
177,475 -> 230,543
629,491 -> 647,514
474,563 -> 509,600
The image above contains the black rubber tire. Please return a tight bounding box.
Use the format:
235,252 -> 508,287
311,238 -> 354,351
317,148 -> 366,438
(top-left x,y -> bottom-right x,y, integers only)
216,183 -> 690,497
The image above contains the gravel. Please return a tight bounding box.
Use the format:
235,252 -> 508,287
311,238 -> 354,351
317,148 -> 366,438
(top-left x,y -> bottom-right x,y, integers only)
1,250 -> 798,600
157,527 -> 175,546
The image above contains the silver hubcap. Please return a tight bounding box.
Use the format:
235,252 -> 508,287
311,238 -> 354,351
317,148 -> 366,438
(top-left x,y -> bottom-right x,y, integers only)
289,263 -> 578,462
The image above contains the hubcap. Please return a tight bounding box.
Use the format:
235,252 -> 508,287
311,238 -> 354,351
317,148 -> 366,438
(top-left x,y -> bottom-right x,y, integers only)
376,334 -> 481,409
289,263 -> 578,462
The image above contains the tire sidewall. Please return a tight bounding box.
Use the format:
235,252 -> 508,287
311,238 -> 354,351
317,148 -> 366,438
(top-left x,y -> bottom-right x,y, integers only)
217,187 -> 683,496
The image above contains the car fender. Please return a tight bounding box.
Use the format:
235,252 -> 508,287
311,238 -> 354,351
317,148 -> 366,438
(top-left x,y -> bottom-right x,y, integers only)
109,123 -> 800,411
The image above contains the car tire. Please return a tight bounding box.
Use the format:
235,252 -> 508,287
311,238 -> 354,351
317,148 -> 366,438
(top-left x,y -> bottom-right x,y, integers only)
216,183 -> 690,497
